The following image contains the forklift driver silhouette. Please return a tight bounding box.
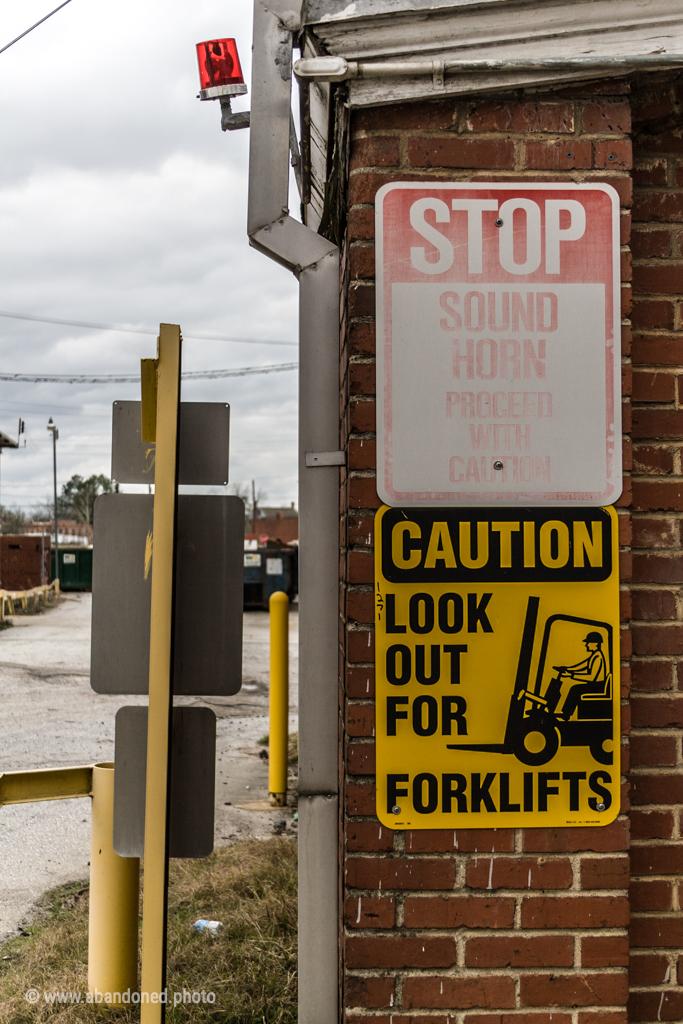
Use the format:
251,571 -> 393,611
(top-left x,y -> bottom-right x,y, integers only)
543,632 -> 608,721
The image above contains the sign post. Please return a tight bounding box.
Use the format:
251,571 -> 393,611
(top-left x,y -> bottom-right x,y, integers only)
375,505 -> 620,829
376,182 -> 621,506
139,324 -> 181,1020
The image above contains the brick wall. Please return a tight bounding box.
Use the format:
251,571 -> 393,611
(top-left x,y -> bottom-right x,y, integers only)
0,534 -> 51,590
628,74 -> 683,1024
339,83 -> 636,1022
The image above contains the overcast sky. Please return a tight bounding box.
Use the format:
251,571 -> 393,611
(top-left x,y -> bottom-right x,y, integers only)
0,0 -> 300,514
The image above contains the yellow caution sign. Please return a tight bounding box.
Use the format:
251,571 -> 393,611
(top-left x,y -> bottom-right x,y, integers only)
375,506 -> 620,829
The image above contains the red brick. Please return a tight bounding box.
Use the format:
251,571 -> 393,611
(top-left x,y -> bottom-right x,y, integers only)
346,704 -> 375,738
347,627 -> 375,663
348,438 -> 376,471
408,137 -> 515,169
600,174 -> 632,206
345,1017 -> 450,1024
630,733 -> 678,765
345,820 -> 393,852
630,916 -> 683,948
404,896 -> 515,929
633,160 -> 669,187
346,742 -> 375,775
581,935 -> 629,967
466,857 -> 573,890
521,895 -> 629,928
580,856 -> 629,889
631,622 -> 683,655
348,206 -> 375,242
467,100 -> 574,132
630,227 -> 672,257
466,1017 -> 571,1024
630,773 -> 683,805
354,100 -> 456,132
346,666 -> 374,701
348,476 -> 381,510
577,1016 -> 627,1024
631,845 -> 683,875
631,659 -> 673,691
349,321 -> 375,357
346,783 -> 375,815
348,282 -> 375,317
349,362 -> 375,396
347,549 -> 374,584
346,589 -> 374,623
621,247 -> 633,281
346,935 -> 455,969
632,445 -> 676,476
346,857 -> 455,891
632,130 -> 683,155
525,140 -> 592,169
628,990 -> 683,1023
632,191 -> 683,223
520,974 -> 628,1008
347,516 -> 374,549
628,954 -> 670,985
403,976 -> 515,1011
630,300 -> 675,330
631,808 -> 675,839
522,821 -> 629,852
631,517 -> 677,548
405,829 -> 514,853
632,370 -> 677,403
350,136 -> 400,170
632,264 -> 683,294
630,879 -> 673,912
349,247 -> 375,281
631,589 -> 677,620
583,101 -> 631,133
349,399 -> 376,434
632,550 -> 683,582
594,139 -> 632,169
466,935 -> 573,968
346,975 -> 395,1009
632,333 -> 683,365
344,896 -> 395,928
631,696 -> 683,727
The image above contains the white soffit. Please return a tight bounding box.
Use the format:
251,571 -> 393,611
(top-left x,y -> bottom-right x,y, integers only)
303,0 -> 683,106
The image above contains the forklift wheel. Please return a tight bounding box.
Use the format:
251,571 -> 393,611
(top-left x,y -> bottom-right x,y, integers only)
514,718 -> 560,766
589,737 -> 614,766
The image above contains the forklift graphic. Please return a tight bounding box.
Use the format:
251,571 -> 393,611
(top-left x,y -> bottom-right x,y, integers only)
448,597 -> 614,767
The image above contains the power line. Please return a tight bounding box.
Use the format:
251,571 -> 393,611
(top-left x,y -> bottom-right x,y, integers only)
0,310 -> 297,347
0,0 -> 74,57
0,363 -> 298,384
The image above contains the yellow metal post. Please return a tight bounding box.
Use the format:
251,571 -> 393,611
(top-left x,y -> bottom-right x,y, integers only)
140,325 -> 181,1021
88,763 -> 140,1002
269,591 -> 289,807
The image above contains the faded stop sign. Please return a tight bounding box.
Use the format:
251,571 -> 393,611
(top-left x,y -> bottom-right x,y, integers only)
376,182 -> 622,506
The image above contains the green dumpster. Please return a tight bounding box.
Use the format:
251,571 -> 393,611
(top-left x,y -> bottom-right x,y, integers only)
52,547 -> 93,590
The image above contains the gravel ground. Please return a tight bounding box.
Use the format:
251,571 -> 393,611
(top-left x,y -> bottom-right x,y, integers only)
0,593 -> 298,939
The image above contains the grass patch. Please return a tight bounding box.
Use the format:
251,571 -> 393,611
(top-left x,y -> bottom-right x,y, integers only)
257,733 -> 298,765
0,838 -> 297,1023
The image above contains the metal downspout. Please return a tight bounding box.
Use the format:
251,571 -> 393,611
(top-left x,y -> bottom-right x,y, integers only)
248,3 -> 341,1022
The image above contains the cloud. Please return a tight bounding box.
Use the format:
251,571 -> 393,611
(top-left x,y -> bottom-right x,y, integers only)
0,0 -> 301,512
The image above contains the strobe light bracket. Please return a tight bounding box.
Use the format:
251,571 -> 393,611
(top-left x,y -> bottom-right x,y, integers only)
196,38 -> 250,132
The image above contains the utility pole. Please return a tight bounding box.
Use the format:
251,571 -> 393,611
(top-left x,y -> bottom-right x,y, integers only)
47,418 -> 59,584
251,478 -> 257,537
0,425 -> 21,587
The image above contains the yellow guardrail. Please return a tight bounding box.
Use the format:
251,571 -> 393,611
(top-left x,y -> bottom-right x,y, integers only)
0,580 -> 60,622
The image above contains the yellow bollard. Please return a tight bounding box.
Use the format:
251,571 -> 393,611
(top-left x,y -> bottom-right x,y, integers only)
269,591 -> 290,807
88,763 -> 140,1004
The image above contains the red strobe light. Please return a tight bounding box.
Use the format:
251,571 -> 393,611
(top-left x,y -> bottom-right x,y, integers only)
196,39 -> 247,99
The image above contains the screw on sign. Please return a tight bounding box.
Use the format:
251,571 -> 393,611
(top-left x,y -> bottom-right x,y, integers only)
374,506 -> 620,829
375,182 -> 622,507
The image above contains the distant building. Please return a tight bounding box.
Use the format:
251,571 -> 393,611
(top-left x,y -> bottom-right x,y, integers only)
246,503 -> 298,545
21,519 -> 93,546
0,534 -> 51,590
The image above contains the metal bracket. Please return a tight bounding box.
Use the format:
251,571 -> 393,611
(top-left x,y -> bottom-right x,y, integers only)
305,451 -> 346,467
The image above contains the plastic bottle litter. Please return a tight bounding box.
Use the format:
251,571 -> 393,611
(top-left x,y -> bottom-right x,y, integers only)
192,919 -> 224,936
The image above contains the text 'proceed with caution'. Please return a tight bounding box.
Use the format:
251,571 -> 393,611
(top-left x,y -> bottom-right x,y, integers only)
375,506 -> 620,829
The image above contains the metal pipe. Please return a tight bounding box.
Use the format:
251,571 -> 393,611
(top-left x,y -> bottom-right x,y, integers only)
294,53 -> 683,82
88,763 -> 140,1004
269,591 -> 290,806
248,3 -> 340,1021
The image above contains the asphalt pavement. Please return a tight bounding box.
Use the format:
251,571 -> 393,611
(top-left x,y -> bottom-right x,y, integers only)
0,593 -> 298,939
